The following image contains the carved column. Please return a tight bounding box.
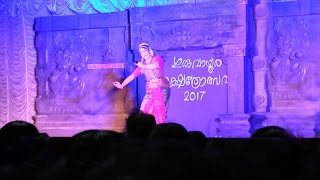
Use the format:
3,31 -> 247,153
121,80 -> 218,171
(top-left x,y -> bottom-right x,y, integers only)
253,1 -> 269,112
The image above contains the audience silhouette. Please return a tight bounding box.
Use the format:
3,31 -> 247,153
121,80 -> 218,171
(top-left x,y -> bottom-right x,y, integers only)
251,125 -> 296,138
125,111 -> 156,139
0,120 -> 39,138
0,119 -> 319,180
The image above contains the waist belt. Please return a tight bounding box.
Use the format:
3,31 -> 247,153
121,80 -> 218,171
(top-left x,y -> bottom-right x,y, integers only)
146,79 -> 162,90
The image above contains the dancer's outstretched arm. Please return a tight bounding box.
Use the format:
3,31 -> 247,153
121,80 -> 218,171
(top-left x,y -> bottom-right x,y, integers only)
113,74 -> 135,89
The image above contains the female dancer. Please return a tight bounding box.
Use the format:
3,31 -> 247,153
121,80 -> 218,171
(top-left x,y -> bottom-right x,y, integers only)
113,43 -> 170,124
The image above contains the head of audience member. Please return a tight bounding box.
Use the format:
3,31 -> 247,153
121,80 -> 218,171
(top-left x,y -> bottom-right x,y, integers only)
0,120 -> 40,138
125,111 -> 156,139
314,130 -> 320,138
71,129 -> 122,169
149,122 -> 189,141
251,126 -> 295,138
188,130 -> 208,149
72,129 -> 123,146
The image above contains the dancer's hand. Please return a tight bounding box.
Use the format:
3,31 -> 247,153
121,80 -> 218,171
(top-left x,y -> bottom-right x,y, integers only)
135,62 -> 145,69
113,82 -> 123,89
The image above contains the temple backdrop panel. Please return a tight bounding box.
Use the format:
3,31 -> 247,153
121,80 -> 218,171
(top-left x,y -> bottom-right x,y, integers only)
4,0 -> 320,137
249,0 -> 320,137
129,1 -> 251,137
34,12 -> 135,136
0,0 -> 211,129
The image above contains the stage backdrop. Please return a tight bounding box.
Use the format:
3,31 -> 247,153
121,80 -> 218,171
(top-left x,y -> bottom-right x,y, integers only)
30,1 -> 249,136
129,2 -> 249,136
0,0 -> 215,134
2,0 -> 320,137
0,0 -> 212,129
34,12 -> 137,135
